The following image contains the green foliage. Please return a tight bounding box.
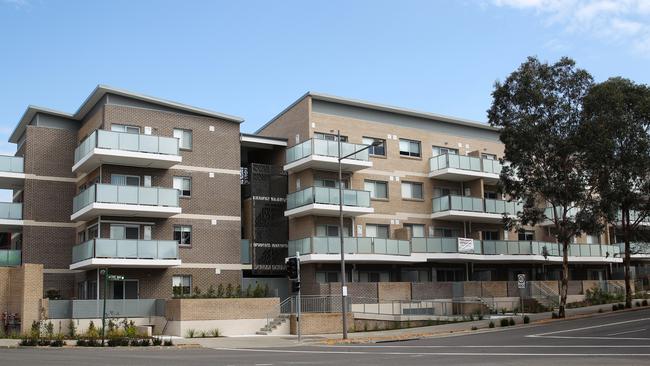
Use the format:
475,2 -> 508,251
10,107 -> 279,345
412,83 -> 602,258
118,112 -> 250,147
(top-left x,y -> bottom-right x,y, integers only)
185,329 -> 196,338
612,304 -> 619,311
488,321 -> 495,328
210,328 -> 220,337
585,287 -> 624,305
500,318 -> 509,327
551,312 -> 559,319
163,338 -> 174,346
45,289 -> 61,300
471,326 -> 478,331
643,300 -> 648,306
152,337 -> 163,346
523,315 -> 530,324
67,320 -> 77,338
192,286 -> 202,298
216,284 -> 224,298
225,284 -> 233,298
508,318 -> 515,326
86,321 -> 99,339
205,285 -> 216,298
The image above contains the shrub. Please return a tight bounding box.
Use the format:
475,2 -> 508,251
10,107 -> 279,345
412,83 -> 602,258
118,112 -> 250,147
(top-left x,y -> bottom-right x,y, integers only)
152,337 -> 162,346
199,331 -> 207,338
523,315 -> 530,324
509,318 -> 515,326
163,338 -> 174,346
49,338 -> 65,347
205,285 -> 216,298
210,328 -> 220,337
612,304 -> 619,311
107,338 -> 122,347
551,312 -> 559,319
185,329 -> 196,338
68,320 -> 77,338
643,300 -> 648,306
488,321 -> 495,328
500,318 -> 509,327
618,303 -> 626,310
636,301 -> 642,307
76,339 -> 87,347
225,284 -> 234,298
216,284 -> 225,298
19,336 -> 37,347
598,308 -> 603,313
140,339 -> 151,347
471,326 -> 477,331
192,286 -> 202,298
86,321 -> 99,339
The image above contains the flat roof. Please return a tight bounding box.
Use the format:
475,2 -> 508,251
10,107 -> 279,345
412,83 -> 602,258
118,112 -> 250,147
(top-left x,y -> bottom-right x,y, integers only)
255,91 -> 497,134
9,85 -> 244,143
240,133 -> 287,147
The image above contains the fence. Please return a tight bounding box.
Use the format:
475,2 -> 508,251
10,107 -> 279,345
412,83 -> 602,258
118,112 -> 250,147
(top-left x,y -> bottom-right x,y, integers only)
48,299 -> 166,319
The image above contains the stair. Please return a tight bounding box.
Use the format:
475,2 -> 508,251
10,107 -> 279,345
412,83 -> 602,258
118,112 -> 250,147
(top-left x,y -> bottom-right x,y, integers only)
256,314 -> 289,335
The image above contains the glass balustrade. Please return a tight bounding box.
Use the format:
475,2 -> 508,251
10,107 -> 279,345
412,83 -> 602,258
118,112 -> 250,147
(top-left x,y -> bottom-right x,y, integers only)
71,239 -> 179,263
0,156 -> 24,173
0,202 -> 22,220
429,154 -> 502,174
287,237 -> 410,256
73,184 -> 180,213
0,250 -> 21,266
74,130 -> 180,164
286,187 -> 371,210
432,195 -> 521,215
285,139 -> 370,164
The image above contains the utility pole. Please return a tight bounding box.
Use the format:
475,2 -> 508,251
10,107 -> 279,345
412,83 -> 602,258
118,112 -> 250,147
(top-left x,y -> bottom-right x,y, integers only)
336,130 -> 348,340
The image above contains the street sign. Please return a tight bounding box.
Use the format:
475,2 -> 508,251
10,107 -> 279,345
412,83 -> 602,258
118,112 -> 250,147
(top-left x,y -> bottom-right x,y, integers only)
457,238 -> 475,253
107,275 -> 125,281
517,274 -> 526,289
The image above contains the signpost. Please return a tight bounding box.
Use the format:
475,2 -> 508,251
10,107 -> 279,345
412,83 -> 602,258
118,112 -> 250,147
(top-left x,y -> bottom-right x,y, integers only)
517,273 -> 526,314
99,270 -> 125,346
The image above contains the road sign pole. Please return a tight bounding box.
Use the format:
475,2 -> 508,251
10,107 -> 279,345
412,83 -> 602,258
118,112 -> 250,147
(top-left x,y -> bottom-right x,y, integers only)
101,268 -> 108,346
296,251 -> 301,342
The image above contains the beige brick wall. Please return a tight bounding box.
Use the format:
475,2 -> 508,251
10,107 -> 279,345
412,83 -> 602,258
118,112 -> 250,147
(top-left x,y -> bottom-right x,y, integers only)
257,96 -> 311,149
0,264 -> 44,333
165,297 -> 279,321
290,312 -> 354,335
377,282 -> 411,301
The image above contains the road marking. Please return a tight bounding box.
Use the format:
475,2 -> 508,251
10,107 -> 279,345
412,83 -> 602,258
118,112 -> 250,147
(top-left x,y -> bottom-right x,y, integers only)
607,328 -> 647,336
318,345 -> 650,348
211,347 -> 650,357
528,317 -> 650,339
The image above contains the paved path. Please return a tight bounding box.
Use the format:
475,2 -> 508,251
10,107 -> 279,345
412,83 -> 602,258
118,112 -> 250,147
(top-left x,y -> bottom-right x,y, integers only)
1,308 -> 648,365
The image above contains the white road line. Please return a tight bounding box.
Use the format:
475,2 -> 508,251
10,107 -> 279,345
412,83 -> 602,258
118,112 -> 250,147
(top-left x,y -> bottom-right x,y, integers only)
607,328 -> 647,336
211,347 -> 650,357
527,317 -> 650,338
526,335 -> 650,340
317,345 -> 650,348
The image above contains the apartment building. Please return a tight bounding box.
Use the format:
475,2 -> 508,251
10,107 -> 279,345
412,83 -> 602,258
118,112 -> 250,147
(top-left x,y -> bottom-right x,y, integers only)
1,86 -> 245,300
256,92 -> 628,296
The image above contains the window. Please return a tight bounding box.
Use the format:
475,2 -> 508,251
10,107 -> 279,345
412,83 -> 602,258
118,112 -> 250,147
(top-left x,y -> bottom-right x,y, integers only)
174,225 -> 192,246
110,225 -> 139,240
362,137 -> 386,156
518,230 -> 534,241
586,235 -> 600,244
87,225 -> 99,240
358,271 -> 390,283
314,178 -> 346,189
111,174 -> 140,186
404,224 -> 425,238
111,124 -> 140,134
364,180 -> 388,199
433,187 -> 459,197
173,128 -> 193,149
399,139 -> 421,157
316,271 -> 340,284
314,132 -> 347,142
173,177 -> 192,197
365,224 -> 389,238
482,153 -> 497,160
401,269 -> 431,282
432,146 -> 458,156
316,224 -> 350,237
482,231 -> 500,240
401,182 -> 423,199
434,227 -> 460,238
484,191 -> 498,199
172,275 -> 192,297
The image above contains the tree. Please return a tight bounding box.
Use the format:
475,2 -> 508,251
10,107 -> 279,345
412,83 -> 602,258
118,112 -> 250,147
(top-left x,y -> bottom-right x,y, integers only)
579,77 -> 650,308
488,57 -> 601,318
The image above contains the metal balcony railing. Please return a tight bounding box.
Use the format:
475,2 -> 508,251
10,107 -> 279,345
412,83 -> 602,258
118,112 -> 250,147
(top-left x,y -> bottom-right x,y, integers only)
286,186 -> 371,210
285,138 -> 370,164
71,238 -> 179,263
74,130 -> 180,164
72,184 -> 180,213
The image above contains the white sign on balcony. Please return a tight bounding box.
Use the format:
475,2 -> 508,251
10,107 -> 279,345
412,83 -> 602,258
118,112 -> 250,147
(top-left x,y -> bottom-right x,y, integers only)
458,237 -> 475,253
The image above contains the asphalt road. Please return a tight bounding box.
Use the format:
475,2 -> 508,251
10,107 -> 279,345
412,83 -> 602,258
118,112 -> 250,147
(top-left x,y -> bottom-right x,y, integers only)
1,308 -> 649,366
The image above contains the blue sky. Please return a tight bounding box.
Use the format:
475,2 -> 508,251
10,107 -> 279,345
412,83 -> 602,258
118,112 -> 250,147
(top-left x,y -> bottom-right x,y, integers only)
1,0 -> 649,155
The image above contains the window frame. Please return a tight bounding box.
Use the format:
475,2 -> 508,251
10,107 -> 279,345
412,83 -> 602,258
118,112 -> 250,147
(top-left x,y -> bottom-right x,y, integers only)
401,181 -> 423,200
432,145 -> 459,156
173,128 -> 193,150
172,275 -> 192,297
364,179 -> 388,199
404,223 -> 426,238
174,225 -> 192,246
399,138 -> 421,158
365,224 -> 390,239
362,137 -> 386,156
111,124 -> 141,134
173,176 -> 192,197
314,132 -> 348,142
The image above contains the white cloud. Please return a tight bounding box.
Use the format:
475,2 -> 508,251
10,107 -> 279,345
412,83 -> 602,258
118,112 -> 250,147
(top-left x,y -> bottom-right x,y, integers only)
490,0 -> 650,57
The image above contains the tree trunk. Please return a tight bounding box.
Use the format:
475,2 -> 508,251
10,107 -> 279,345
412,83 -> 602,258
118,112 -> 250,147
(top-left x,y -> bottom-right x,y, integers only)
624,209 -> 632,309
559,240 -> 569,318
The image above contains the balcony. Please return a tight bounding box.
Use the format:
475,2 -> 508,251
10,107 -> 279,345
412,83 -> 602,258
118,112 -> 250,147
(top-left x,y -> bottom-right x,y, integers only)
71,184 -> 181,221
539,206 -> 581,226
0,202 -> 23,231
0,250 -> 21,266
72,130 -> 182,174
284,139 -> 372,173
0,156 -> 25,189
429,154 -> 502,183
615,242 -> 650,258
285,186 -> 373,218
431,195 -> 522,223
69,238 -> 181,270
411,237 -> 621,263
288,236 -> 412,263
